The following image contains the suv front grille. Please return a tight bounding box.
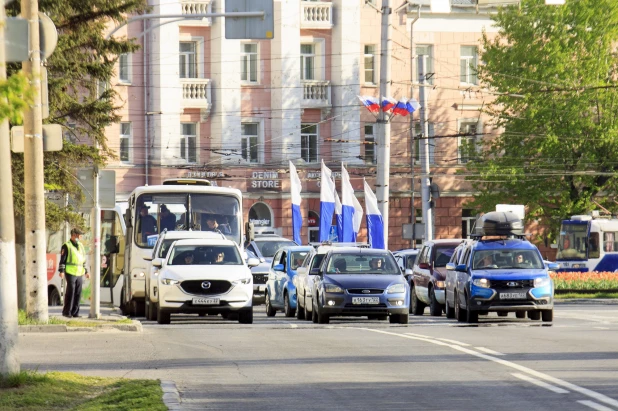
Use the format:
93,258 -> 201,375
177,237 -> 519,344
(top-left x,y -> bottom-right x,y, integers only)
347,289 -> 384,295
180,280 -> 232,295
491,279 -> 534,289
252,273 -> 268,284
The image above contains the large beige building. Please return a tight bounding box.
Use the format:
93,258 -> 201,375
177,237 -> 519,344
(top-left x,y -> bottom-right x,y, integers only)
99,0 -> 551,256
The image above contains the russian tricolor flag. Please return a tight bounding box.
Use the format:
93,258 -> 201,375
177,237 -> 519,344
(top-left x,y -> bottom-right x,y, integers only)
358,95 -> 380,113
319,160 -> 336,242
289,161 -> 302,245
381,96 -> 397,112
341,164 -> 356,242
364,179 -> 385,249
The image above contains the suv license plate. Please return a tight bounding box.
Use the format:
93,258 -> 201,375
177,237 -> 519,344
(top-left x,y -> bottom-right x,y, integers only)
499,292 -> 526,300
352,297 -> 380,305
193,297 -> 220,305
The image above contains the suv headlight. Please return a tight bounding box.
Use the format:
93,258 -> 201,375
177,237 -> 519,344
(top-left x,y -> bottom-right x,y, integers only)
387,283 -> 405,294
534,277 -> 551,288
161,278 -> 180,285
233,278 -> 252,285
324,283 -> 343,293
472,278 -> 490,288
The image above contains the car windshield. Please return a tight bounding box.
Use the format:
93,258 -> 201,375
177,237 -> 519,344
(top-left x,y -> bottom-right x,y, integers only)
168,245 -> 242,265
256,240 -> 297,258
325,253 -> 399,275
472,250 -> 544,270
435,246 -> 456,267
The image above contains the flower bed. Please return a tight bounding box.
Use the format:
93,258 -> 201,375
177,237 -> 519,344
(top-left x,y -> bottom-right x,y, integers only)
550,271 -> 618,291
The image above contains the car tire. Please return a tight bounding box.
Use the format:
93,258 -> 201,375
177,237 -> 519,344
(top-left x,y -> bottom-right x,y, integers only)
238,308 -> 253,324
445,295 -> 455,319
497,312 -> 508,317
455,290 -> 466,322
157,305 -> 171,325
284,293 -> 296,317
296,294 -> 305,320
48,288 -> 61,306
145,299 -> 154,321
411,285 -> 426,316
395,313 -> 409,324
541,309 -> 553,322
304,293 -> 312,321
265,292 -> 276,317
315,296 -> 329,324
528,311 -> 541,321
515,311 -> 526,319
198,313 -> 207,317
312,301 -> 318,323
429,287 -> 443,317
465,293 -> 478,323
119,288 -> 128,316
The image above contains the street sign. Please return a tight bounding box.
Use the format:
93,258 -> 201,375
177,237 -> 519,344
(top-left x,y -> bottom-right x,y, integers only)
225,0 -> 274,40
77,169 -> 116,209
10,124 -> 63,152
5,13 -> 58,62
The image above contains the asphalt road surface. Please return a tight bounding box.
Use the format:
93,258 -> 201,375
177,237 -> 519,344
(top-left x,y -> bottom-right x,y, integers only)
18,303 -> 618,411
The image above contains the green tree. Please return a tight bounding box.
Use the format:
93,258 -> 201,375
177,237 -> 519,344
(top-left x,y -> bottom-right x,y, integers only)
465,0 -> 618,237
0,73 -> 31,124
8,0 -> 147,231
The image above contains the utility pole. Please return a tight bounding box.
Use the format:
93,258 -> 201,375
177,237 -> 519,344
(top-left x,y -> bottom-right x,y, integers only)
376,0 -> 392,249
89,167 -> 101,319
0,2 -> 20,375
418,57 -> 433,242
408,5 -> 420,248
22,0 -> 48,321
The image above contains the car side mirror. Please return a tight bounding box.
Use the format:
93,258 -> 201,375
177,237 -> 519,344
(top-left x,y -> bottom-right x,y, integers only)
455,264 -> 467,272
273,264 -> 284,272
310,268 -> 320,276
144,256 -> 153,262
547,262 -> 560,270
247,258 -> 260,268
418,262 -> 430,270
152,258 -> 163,268
445,263 -> 456,270
297,267 -> 307,275
405,268 -> 413,275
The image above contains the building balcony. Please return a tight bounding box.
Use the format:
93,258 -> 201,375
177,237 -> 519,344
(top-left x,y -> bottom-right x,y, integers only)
300,2 -> 333,29
302,80 -> 331,108
181,78 -> 212,113
180,0 -> 213,26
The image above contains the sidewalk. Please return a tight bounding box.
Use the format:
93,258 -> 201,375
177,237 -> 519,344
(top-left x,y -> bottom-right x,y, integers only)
20,304 -> 142,333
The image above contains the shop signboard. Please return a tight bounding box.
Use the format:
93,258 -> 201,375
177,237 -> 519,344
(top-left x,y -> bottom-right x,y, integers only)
248,171 -> 281,192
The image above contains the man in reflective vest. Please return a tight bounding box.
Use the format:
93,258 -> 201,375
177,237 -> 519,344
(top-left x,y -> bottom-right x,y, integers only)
58,227 -> 89,318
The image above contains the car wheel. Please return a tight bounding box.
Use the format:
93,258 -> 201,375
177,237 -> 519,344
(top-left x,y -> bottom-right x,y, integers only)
312,299 -> 318,323
198,313 -> 207,317
445,295 -> 455,319
455,290 -> 466,322
411,285 -> 425,316
541,309 -> 553,322
396,313 -> 409,324
284,293 -> 296,317
265,292 -> 276,317
497,312 -> 508,317
157,304 -> 171,325
238,308 -> 253,324
304,293 -> 312,321
145,299 -> 153,321
48,288 -> 61,306
515,311 -> 526,319
296,294 -> 305,320
119,288 -> 128,316
465,293 -> 478,323
429,287 -> 443,317
316,296 -> 329,324
528,311 -> 541,321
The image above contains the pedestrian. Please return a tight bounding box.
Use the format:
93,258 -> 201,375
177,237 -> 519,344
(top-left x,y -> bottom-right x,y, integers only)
58,227 -> 89,318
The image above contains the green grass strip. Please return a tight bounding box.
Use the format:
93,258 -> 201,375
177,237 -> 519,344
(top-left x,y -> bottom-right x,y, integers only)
555,292 -> 618,299
18,310 -> 133,327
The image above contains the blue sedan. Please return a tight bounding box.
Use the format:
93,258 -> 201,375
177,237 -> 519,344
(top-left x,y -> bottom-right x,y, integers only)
265,246 -> 313,317
311,248 -> 410,324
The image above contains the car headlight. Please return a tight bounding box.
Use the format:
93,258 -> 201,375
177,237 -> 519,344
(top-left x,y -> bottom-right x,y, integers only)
534,277 -> 551,288
387,283 -> 405,294
324,283 -> 343,293
161,278 -> 180,285
233,278 -> 252,285
472,278 -> 490,288
434,281 -> 445,289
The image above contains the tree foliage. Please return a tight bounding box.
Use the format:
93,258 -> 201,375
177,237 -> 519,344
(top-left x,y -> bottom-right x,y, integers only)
465,0 -> 618,237
8,0 -> 147,231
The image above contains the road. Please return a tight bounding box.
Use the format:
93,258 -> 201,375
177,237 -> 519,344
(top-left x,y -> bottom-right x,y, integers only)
17,303 -> 618,411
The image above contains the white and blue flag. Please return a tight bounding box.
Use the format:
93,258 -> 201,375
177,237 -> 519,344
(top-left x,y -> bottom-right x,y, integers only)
335,190 -> 343,242
319,160 -> 336,242
341,164 -> 356,242
352,193 -> 363,242
364,178 -> 385,249
289,161 -> 302,245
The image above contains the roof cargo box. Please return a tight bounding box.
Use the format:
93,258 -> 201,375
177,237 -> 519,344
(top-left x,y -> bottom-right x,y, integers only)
473,211 -> 524,237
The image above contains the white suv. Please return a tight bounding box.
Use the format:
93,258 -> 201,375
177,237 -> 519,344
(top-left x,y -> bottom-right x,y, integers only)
152,238 -> 258,324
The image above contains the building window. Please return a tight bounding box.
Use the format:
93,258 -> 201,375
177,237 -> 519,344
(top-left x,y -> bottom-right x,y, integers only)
249,202 -> 273,228
241,43 -> 258,83
241,123 -> 259,163
181,123 -> 197,163
120,122 -> 131,163
300,44 -> 315,80
414,45 -> 434,85
179,42 -> 197,79
458,121 -> 479,164
364,45 -> 376,85
364,124 -> 376,164
460,46 -> 478,85
119,53 -> 131,83
301,123 -> 318,163
413,122 -> 435,164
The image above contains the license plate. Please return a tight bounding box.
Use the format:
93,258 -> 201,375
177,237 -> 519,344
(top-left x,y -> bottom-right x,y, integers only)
499,292 -> 527,300
352,297 -> 380,305
192,297 -> 220,305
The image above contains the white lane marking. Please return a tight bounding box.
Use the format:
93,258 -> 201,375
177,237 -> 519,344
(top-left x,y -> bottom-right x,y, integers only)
404,332 -> 434,339
436,338 -> 471,346
593,327 -> 610,330
363,328 -> 618,409
511,373 -> 569,394
476,347 -> 505,356
289,324 -> 298,329
577,400 -> 615,411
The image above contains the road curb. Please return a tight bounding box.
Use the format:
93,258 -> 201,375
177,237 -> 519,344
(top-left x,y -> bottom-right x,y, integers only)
161,380 -> 183,411
19,324 -> 68,333
554,298 -> 618,305
19,320 -> 143,333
